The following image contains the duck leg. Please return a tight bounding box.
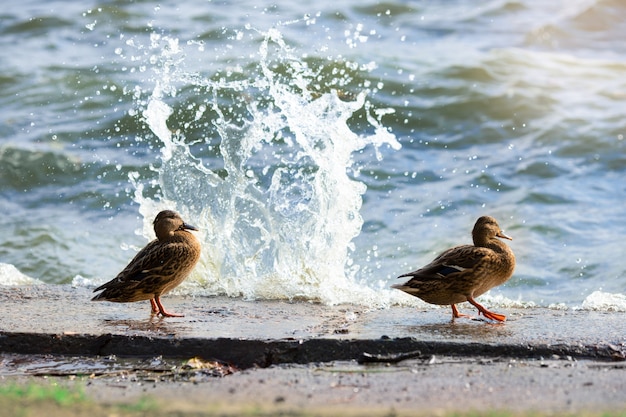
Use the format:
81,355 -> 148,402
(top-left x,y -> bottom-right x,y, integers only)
152,296 -> 184,317
150,299 -> 159,314
467,296 -> 506,322
450,304 -> 470,320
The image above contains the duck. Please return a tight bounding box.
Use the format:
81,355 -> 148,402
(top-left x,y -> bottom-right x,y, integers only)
392,215 -> 515,322
92,210 -> 201,317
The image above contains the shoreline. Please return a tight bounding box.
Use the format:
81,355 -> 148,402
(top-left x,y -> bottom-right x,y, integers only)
1,284 -> 625,415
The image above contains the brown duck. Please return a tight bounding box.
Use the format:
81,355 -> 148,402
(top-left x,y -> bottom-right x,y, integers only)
392,216 -> 515,322
92,210 -> 201,317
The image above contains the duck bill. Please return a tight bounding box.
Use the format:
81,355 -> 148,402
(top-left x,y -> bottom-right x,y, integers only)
183,222 -> 199,231
497,231 -> 512,240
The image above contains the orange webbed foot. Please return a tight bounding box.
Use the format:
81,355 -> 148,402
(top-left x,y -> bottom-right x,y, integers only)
151,297 -> 184,318
158,310 -> 185,318
451,304 -> 471,320
467,297 -> 506,322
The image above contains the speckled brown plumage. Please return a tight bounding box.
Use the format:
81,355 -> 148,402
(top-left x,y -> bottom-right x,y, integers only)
92,210 -> 201,317
392,216 -> 515,322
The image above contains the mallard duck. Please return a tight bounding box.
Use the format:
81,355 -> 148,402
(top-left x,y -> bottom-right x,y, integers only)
392,216 -> 515,322
92,210 -> 201,317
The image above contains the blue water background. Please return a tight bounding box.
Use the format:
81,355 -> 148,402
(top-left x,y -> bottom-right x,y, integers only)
1,0 -> 625,309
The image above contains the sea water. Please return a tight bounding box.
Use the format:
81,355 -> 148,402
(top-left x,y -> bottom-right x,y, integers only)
1,1 -> 625,310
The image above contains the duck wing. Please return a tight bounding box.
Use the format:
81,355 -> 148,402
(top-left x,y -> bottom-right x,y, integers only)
94,239 -> 192,292
398,245 -> 492,282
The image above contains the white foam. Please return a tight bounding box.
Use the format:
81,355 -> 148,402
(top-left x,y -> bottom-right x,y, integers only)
580,291 -> 626,312
479,292 -> 538,309
0,263 -> 42,286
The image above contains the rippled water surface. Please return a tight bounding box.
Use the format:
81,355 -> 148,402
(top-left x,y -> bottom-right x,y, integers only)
1,0 -> 625,309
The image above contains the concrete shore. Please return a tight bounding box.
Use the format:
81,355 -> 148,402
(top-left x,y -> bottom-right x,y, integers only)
1,284 -> 625,415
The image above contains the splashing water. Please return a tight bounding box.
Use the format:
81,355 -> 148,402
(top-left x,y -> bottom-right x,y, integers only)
130,27 -> 401,305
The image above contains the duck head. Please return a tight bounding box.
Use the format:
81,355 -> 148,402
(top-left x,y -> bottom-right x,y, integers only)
153,210 -> 199,239
472,215 -> 512,246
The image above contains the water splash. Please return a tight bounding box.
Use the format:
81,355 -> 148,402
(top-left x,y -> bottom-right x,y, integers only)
131,27 -> 402,305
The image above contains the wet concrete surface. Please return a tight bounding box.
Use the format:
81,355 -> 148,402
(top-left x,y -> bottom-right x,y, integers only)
1,284 -> 625,414
1,285 -> 624,365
